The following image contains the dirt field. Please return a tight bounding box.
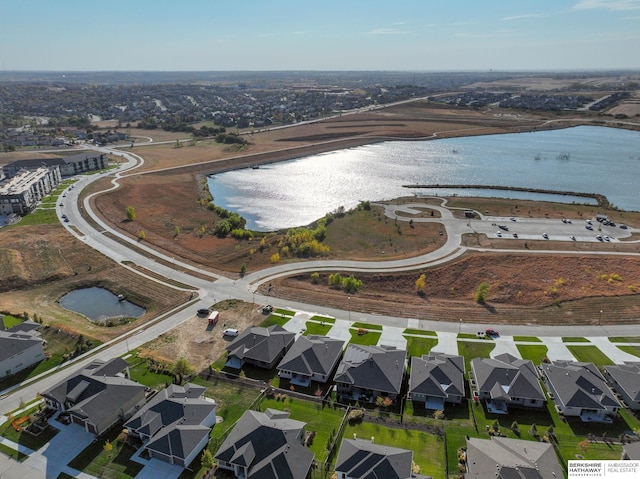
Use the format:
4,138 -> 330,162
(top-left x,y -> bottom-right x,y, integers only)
137,300 -> 265,371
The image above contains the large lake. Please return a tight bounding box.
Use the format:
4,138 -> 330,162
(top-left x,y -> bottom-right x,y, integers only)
208,126 -> 640,231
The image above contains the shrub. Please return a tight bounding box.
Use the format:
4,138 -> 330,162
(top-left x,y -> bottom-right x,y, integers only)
347,408 -> 365,423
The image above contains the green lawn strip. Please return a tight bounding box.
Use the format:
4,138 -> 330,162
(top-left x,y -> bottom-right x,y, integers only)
0,442 -> 28,461
457,333 -> 481,340
513,336 -> 542,342
348,330 -> 382,346
609,337 -> 640,343
405,336 -> 439,362
565,345 -> 614,367
445,425 -> 479,477
258,313 -> 290,327
1,314 -> 23,328
557,440 -> 622,462
126,357 -> 174,389
67,424 -> 143,479
457,341 -> 496,373
309,315 -> 335,324
304,321 -> 332,336
616,345 -> 640,358
0,405 -> 59,456
7,208 -> 58,227
619,408 -> 640,433
562,337 -> 590,343
351,322 -> 383,331
343,420 -> 445,479
274,308 -> 295,316
516,345 -> 549,365
259,397 -> 344,463
403,328 -> 437,336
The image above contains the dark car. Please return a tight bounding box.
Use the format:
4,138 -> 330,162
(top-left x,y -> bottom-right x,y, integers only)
262,304 -> 273,315
485,329 -> 499,337
197,308 -> 210,316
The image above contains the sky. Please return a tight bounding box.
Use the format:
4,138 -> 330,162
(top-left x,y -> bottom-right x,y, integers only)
1,0 -> 639,71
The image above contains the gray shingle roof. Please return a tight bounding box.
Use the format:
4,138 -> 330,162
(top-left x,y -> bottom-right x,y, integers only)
465,437 -> 564,479
226,325 -> 295,365
0,331 -> 42,362
541,361 -> 620,410
125,382 -> 216,462
409,352 -> 465,399
215,409 -> 314,479
334,344 -> 406,395
335,439 -> 414,479
471,355 -> 544,401
605,363 -> 640,402
276,335 -> 344,378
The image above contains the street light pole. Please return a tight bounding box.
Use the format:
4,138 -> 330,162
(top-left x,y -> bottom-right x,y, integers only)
599,309 -> 603,326
458,318 -> 462,335
348,296 -> 351,321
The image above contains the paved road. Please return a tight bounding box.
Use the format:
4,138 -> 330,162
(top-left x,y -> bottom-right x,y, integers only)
3,142 -> 640,418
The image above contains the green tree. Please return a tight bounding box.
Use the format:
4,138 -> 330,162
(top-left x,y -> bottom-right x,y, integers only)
138,230 -> 146,241
240,263 -> 247,276
126,205 -> 136,221
201,449 -> 215,471
310,272 -> 320,284
474,282 -> 489,304
415,274 -> 426,294
172,357 -> 192,384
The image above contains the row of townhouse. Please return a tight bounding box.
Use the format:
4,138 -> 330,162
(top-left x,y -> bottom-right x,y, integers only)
225,326 -> 640,425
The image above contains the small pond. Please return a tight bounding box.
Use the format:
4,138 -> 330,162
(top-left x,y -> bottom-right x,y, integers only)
59,287 -> 146,323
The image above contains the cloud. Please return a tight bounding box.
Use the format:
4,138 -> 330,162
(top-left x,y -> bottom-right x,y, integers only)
454,30 -> 514,39
362,28 -> 407,35
573,0 -> 640,10
500,13 -> 548,21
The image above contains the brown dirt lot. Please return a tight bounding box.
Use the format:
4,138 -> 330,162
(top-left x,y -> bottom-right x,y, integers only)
137,300 -> 265,371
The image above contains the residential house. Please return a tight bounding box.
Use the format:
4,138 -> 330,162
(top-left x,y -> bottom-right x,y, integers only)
124,383 -> 217,467
41,357 -> 146,435
334,344 -> 406,405
0,320 -> 45,378
225,325 -> 295,370
470,353 -> 545,414
0,166 -> 61,215
277,335 -> 345,386
604,363 -> 640,410
540,360 -> 620,422
408,352 -> 465,410
465,436 -> 565,479
215,408 -> 314,479
335,437 -> 431,479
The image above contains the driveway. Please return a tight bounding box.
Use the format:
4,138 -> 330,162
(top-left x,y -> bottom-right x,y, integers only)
134,458 -> 183,479
24,417 -> 94,479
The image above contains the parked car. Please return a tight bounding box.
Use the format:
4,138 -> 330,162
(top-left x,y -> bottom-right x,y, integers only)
197,308 -> 210,316
485,329 -> 499,337
223,328 -> 239,337
262,304 -> 273,314
542,233 -> 549,239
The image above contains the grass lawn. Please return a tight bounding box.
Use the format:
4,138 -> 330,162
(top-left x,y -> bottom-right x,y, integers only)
351,322 -> 383,331
348,330 -> 381,346
343,421 -> 445,479
513,336 -> 541,342
457,341 -> 496,373
445,424 -> 479,477
516,344 -> 549,365
274,308 -> 295,316
0,406 -> 59,459
7,208 -> 58,227
258,313 -> 290,327
67,424 -> 143,479
1,314 -> 23,328
259,397 -> 344,463
457,333 -> 481,339
403,328 -> 437,336
304,321 -> 332,336
609,337 -> 640,343
126,356 -> 174,389
616,345 -> 640,358
565,345 -> 613,367
310,315 -> 335,324
405,336 -> 439,361
562,337 -> 590,343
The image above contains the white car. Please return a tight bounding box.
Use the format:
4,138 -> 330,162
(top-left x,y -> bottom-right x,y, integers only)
223,328 -> 239,337
542,233 -> 549,239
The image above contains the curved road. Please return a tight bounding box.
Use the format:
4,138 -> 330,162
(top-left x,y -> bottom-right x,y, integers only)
2,141 -> 640,415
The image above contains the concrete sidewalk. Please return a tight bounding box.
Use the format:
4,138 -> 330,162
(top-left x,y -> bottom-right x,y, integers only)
490,336 -> 522,359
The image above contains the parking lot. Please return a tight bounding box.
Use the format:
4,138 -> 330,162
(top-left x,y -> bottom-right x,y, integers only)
472,214 -> 631,242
